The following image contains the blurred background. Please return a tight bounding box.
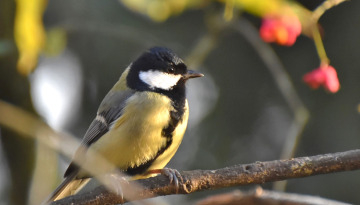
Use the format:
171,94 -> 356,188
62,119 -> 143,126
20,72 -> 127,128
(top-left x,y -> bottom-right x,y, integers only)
1,0 -> 360,204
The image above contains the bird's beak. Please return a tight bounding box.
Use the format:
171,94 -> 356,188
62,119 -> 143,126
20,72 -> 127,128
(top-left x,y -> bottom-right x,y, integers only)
183,70 -> 204,80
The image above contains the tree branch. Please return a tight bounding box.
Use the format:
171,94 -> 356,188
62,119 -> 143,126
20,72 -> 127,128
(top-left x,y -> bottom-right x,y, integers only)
52,149 -> 360,205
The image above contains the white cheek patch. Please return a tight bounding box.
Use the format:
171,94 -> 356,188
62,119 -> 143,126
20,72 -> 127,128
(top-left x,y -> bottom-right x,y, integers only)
139,70 -> 181,90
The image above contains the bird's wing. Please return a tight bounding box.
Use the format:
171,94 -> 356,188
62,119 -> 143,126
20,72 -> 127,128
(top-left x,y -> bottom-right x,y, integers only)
83,89 -> 135,146
64,89 -> 135,177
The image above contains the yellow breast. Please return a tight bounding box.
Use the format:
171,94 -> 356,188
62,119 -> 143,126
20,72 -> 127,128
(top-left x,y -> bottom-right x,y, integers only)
86,92 -> 189,177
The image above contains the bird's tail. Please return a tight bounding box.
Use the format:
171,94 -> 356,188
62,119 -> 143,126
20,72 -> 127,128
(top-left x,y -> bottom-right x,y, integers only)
43,172 -> 90,204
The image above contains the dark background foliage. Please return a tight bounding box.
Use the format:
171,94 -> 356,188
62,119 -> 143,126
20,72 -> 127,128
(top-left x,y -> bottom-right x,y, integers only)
0,0 -> 359,204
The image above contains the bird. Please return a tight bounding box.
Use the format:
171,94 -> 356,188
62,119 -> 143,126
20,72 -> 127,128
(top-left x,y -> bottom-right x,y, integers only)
45,47 -> 204,203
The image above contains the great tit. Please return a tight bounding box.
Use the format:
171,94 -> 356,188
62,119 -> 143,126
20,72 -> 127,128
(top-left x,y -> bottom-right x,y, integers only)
46,47 -> 204,202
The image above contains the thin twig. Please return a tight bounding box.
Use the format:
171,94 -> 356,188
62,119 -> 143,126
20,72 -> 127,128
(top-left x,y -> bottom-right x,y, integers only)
310,0 -> 348,65
52,149 -> 360,205
312,0 -> 348,22
312,25 -> 330,64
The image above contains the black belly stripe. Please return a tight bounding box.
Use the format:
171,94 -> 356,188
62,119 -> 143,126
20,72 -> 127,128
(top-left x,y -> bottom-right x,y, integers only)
125,137 -> 173,175
125,102 -> 185,176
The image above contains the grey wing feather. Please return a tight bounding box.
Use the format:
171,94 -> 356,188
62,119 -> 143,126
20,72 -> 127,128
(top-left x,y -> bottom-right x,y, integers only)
64,89 -> 135,177
81,89 -> 135,146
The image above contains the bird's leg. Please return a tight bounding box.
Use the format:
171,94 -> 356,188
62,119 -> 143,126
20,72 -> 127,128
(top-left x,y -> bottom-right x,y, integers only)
147,168 -> 183,193
104,173 -> 129,203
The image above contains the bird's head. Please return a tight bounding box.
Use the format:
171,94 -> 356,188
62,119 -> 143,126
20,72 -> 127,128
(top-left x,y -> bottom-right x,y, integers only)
127,47 -> 203,92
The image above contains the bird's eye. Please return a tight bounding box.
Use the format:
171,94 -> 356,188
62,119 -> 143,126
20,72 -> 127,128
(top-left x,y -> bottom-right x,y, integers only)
168,67 -> 175,74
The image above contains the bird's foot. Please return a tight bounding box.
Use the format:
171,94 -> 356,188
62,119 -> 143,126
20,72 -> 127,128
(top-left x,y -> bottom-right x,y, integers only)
147,168 -> 183,193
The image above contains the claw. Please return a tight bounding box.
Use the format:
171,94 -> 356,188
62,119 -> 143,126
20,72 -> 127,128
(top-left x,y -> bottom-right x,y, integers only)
146,168 -> 183,193
160,168 -> 183,193
174,169 -> 183,183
